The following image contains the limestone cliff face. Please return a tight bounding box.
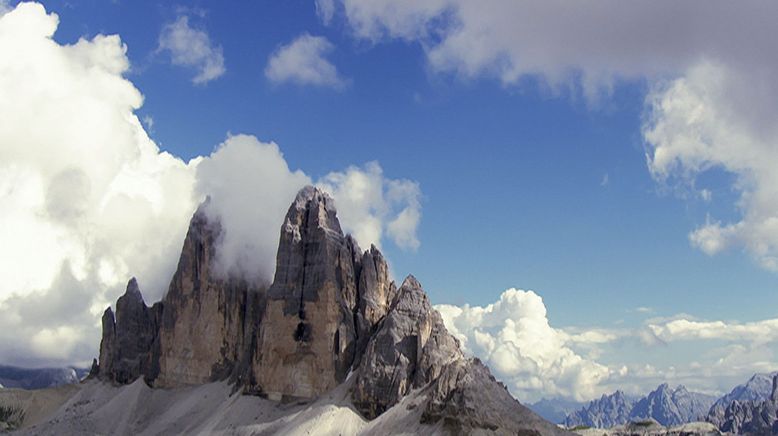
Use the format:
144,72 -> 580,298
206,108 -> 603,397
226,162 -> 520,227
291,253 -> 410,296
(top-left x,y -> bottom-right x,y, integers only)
253,186 -> 394,400
95,185 -> 566,435
352,275 -> 461,419
97,278 -> 161,384
156,200 -> 263,387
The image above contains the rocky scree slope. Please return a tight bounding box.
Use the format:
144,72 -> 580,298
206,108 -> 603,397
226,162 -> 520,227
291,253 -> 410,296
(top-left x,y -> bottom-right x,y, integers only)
94,186 -> 567,435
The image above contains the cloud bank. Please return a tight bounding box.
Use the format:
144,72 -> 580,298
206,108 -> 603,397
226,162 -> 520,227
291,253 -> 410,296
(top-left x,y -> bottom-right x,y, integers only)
319,0 -> 778,272
437,289 -> 778,401
0,3 -> 421,367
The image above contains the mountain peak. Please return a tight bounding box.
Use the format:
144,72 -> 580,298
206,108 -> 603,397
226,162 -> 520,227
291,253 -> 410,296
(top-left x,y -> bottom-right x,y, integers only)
92,188 -> 566,434
122,277 -> 143,302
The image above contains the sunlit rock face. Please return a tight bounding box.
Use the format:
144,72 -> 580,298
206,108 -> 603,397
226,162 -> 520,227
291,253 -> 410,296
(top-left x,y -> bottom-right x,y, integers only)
352,275 -> 462,419
155,200 -> 263,387
253,186 -> 395,400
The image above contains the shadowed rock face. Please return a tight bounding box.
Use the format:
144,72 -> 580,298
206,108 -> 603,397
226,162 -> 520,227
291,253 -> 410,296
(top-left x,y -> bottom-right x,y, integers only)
422,358 -> 568,435
98,278 -> 161,384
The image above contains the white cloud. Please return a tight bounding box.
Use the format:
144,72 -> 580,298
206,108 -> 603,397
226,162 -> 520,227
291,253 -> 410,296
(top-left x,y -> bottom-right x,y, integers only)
323,1 -> 778,273
0,2 -> 199,365
644,61 -> 778,270
142,115 -> 154,131
0,0 -> 11,16
648,318 -> 778,344
436,286 -> 778,401
265,33 -> 346,89
195,135 -> 311,282
158,15 -> 225,84
314,0 -> 336,25
317,162 -> 421,251
0,2 -> 421,367
436,289 -> 613,402
325,1 -> 778,95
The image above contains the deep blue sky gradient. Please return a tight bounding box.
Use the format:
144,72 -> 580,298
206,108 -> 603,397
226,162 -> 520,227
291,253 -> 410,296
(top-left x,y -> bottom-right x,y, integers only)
40,0 -> 778,329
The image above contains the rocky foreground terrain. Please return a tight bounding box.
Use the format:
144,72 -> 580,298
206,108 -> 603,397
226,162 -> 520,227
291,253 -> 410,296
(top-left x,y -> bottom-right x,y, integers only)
0,186 -> 568,435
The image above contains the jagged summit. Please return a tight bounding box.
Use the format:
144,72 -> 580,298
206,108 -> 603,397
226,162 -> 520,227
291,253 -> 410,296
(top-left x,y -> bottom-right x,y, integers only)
564,383 -> 715,429
93,185 -> 567,435
123,277 -> 143,302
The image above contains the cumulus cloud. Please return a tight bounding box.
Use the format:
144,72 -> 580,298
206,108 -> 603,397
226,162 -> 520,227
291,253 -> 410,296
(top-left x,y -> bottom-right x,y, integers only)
318,162 -> 421,250
436,287 -> 778,401
265,33 -> 346,89
436,289 -> 613,402
0,2 -> 199,365
0,3 -> 421,367
195,135 -> 311,282
158,15 -> 225,84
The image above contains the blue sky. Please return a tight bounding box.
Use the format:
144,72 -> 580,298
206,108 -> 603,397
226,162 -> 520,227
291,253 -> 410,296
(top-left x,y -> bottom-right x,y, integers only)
2,0 -> 778,402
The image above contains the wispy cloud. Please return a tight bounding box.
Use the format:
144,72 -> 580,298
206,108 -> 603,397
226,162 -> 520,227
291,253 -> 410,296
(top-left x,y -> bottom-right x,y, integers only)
158,15 -> 225,84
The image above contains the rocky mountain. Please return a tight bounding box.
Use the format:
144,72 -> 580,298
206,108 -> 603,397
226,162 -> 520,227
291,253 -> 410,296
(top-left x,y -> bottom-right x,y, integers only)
630,383 -> 715,426
563,385 -> 714,429
711,373 -> 778,435
706,371 -> 778,428
529,398 -> 585,424
0,365 -> 87,390
90,186 -> 567,435
564,391 -> 634,428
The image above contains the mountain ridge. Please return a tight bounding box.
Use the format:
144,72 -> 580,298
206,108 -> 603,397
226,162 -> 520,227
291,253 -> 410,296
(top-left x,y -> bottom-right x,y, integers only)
563,384 -> 715,428
90,186 -> 567,435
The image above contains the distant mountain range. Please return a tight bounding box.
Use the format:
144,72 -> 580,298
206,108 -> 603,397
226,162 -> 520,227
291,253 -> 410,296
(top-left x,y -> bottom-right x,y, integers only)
0,364 -> 89,390
563,390 -> 636,428
707,371 -> 778,428
528,397 -> 585,424
529,371 -> 778,434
